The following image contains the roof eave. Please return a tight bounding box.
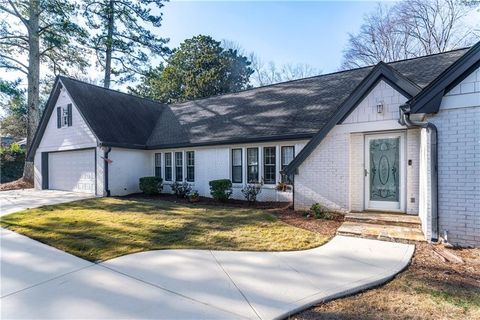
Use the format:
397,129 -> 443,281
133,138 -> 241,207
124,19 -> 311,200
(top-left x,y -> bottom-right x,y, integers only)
409,41 -> 480,114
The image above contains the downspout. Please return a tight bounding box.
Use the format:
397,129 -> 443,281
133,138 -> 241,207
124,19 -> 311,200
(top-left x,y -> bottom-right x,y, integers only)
399,105 -> 438,242
104,146 -> 112,197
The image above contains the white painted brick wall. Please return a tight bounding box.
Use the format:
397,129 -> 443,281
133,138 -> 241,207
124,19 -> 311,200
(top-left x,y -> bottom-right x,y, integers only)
427,106 -> 480,247
424,66 -> 480,247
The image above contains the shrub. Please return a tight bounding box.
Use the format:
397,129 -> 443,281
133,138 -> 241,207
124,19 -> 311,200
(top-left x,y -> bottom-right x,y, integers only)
189,190 -> 200,202
241,183 -> 262,204
139,177 -> 163,195
171,181 -> 192,198
208,179 -> 232,202
310,203 -> 337,220
0,143 -> 25,183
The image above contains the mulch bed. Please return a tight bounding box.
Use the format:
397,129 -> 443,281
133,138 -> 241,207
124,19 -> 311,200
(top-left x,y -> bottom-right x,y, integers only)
293,241 -> 480,320
270,207 -> 343,238
126,192 -> 290,209
0,178 -> 33,191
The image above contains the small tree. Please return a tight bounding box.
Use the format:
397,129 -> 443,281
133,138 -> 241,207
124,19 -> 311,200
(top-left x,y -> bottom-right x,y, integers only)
241,183 -> 262,204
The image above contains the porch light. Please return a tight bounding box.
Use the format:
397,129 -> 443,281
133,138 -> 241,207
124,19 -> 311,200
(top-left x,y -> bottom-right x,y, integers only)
376,102 -> 384,114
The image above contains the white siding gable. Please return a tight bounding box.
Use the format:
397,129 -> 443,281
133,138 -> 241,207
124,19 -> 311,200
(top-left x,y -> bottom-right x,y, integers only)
343,80 -> 408,123
34,87 -> 100,194
37,87 -> 97,151
440,66 -> 480,110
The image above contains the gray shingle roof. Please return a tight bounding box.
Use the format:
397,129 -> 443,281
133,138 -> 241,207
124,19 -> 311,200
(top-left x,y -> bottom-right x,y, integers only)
59,77 -> 167,148
146,48 -> 468,148
59,48 -> 469,149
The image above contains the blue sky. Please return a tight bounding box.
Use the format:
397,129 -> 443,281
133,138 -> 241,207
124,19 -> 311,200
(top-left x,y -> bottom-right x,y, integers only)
157,1 -> 384,73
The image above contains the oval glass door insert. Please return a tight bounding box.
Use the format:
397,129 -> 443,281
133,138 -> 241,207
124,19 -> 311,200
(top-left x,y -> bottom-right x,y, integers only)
369,137 -> 399,201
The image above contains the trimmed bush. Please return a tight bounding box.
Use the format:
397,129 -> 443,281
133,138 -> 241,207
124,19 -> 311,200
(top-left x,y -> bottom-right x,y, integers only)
209,179 -> 232,202
139,177 -> 162,195
171,181 -> 192,198
0,143 -> 25,183
241,184 -> 262,204
310,203 -> 337,220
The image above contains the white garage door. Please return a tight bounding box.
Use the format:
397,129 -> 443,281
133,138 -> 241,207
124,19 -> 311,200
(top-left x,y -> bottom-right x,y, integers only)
48,149 -> 96,194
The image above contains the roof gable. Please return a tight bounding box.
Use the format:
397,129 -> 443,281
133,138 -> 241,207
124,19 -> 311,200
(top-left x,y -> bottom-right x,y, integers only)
409,42 -> 480,114
284,62 -> 422,175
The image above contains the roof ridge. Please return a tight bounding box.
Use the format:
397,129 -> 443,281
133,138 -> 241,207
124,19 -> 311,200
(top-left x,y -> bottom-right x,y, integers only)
58,46 -> 470,109
58,76 -> 168,108
387,46 -> 470,66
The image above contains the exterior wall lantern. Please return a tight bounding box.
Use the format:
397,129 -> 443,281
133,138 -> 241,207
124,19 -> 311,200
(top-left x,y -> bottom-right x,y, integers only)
376,102 -> 384,114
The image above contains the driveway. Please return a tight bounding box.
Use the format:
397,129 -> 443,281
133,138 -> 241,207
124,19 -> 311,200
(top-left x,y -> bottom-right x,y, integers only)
1,228 -> 414,319
0,189 -> 94,216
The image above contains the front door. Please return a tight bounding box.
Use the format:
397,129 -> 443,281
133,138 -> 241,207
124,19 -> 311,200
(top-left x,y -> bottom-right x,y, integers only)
365,132 -> 405,212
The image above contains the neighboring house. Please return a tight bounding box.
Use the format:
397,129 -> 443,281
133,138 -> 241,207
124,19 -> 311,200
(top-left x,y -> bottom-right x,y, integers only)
1,136 -> 14,147
27,43 -> 480,247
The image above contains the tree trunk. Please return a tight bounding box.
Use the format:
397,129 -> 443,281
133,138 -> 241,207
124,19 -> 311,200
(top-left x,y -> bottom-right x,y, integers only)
103,0 -> 114,88
23,0 -> 41,182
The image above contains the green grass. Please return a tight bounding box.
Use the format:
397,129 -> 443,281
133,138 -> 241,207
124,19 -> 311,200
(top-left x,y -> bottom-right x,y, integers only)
0,197 -> 328,262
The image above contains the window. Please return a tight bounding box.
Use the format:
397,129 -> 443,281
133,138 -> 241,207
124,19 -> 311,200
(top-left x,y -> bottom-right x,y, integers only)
263,147 -> 276,184
57,104 -> 72,128
62,108 -> 68,126
281,146 -> 295,183
154,153 -> 162,178
164,153 -> 172,181
247,148 -> 259,183
175,152 -> 183,181
232,149 -> 242,183
186,151 -> 195,182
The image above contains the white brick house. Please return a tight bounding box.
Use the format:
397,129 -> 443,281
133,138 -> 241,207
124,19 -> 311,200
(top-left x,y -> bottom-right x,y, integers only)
28,44 -> 480,247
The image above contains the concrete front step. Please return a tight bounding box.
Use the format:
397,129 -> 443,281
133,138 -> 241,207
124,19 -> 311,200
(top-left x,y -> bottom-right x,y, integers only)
346,212 -> 421,228
337,221 -> 426,243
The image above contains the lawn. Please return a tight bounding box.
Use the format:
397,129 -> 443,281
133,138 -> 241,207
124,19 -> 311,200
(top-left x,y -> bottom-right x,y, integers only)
0,197 -> 328,262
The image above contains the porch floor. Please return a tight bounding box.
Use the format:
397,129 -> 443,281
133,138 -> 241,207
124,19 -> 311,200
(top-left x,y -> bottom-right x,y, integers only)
337,212 -> 425,243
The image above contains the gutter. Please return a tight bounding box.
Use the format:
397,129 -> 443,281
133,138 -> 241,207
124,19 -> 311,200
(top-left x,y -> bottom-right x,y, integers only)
399,105 -> 438,242
103,146 -> 112,197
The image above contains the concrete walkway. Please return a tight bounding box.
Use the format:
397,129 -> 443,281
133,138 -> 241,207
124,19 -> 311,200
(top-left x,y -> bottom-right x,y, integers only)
1,228 -> 414,319
0,189 -> 94,216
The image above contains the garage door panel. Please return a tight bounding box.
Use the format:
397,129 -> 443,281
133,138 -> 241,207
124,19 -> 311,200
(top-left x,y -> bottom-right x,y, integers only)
48,149 -> 95,194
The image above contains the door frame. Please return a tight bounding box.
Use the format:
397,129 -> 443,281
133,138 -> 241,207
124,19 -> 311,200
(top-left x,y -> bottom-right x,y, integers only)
364,131 -> 406,213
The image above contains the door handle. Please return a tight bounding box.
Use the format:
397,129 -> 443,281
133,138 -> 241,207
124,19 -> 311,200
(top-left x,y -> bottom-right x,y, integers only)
364,169 -> 368,177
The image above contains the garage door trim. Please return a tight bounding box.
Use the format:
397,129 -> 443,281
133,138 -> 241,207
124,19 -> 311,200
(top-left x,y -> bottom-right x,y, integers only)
42,147 -> 97,195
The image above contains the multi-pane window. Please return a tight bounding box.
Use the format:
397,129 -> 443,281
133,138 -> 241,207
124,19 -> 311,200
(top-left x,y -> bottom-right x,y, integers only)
281,146 -> 295,183
154,153 -> 162,178
175,152 -> 183,181
263,147 -> 276,184
232,149 -> 242,183
186,151 -> 195,182
247,148 -> 259,183
164,153 -> 172,181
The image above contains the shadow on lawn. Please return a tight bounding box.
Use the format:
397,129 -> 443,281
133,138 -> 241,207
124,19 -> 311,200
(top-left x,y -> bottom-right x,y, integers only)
1,198 -> 320,262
